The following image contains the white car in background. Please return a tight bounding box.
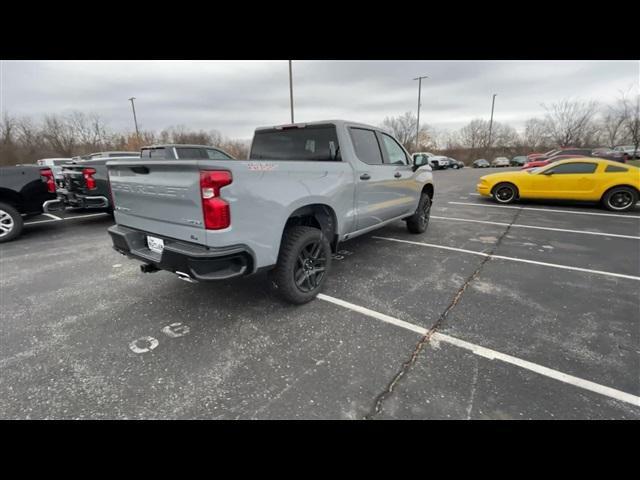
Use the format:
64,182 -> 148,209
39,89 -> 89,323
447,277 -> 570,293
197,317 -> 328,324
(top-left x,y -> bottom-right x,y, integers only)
491,157 -> 510,167
613,145 -> 639,159
428,155 -> 451,170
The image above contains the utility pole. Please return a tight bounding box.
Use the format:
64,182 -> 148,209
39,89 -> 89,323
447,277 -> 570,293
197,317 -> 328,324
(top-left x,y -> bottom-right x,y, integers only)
128,97 -> 140,142
487,93 -> 497,149
413,75 -> 429,152
288,60 -> 294,123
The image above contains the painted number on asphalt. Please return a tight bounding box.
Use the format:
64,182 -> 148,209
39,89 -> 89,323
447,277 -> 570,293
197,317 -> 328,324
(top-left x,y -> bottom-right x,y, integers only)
161,322 -> 190,338
129,336 -> 159,354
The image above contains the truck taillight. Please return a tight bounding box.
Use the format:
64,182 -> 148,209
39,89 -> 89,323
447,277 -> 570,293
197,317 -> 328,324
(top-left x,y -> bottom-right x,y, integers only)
83,168 -> 97,190
40,168 -> 56,193
200,170 -> 232,230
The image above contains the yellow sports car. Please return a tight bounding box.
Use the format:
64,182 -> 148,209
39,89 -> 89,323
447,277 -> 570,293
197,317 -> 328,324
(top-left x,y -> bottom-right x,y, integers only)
477,158 -> 640,211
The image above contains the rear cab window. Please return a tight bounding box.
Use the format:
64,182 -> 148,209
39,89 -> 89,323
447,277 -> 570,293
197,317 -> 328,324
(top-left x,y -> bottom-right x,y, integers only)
250,124 -> 340,161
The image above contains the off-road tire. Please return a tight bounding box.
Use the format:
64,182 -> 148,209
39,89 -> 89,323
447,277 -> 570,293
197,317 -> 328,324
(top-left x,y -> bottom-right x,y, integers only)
269,226 -> 332,304
406,193 -> 432,234
0,202 -> 24,243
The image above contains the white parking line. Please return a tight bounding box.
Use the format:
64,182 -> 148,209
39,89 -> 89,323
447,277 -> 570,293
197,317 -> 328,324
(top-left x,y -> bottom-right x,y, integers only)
372,236 -> 640,281
448,201 -> 640,219
317,294 -> 640,408
430,215 -> 640,240
24,212 -> 108,226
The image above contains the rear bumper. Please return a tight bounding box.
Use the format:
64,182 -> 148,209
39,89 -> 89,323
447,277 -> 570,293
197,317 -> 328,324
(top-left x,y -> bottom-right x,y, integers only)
108,224 -> 254,281
52,188 -> 109,210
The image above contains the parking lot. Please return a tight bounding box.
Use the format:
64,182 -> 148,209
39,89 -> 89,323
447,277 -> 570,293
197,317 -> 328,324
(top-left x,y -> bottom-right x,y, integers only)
1,166 -> 639,419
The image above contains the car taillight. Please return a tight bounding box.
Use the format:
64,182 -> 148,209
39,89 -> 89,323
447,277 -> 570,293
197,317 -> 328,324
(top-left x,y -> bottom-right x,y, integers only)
83,168 -> 97,190
200,170 -> 232,230
40,168 -> 56,193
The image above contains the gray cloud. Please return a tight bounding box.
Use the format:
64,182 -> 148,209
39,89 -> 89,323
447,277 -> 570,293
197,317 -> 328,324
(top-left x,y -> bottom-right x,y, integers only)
2,60 -> 638,139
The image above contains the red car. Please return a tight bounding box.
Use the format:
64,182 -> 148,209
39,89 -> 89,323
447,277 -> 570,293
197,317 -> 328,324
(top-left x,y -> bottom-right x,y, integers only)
522,148 -> 592,169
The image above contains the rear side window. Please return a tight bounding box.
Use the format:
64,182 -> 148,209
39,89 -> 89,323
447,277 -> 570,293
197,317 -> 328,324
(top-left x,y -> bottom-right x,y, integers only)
605,165 -> 628,173
250,125 -> 340,161
206,149 -> 233,160
349,128 -> 383,165
547,162 -> 597,174
380,133 -> 408,165
141,148 -> 168,159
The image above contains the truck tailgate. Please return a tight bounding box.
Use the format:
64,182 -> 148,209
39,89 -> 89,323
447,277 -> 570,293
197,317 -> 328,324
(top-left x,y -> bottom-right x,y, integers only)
107,160 -> 208,245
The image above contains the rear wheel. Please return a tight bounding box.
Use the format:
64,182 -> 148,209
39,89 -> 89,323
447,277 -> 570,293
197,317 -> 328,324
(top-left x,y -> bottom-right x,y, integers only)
602,186 -> 638,212
406,193 -> 432,233
0,202 -> 24,243
492,183 -> 518,204
269,226 -> 331,304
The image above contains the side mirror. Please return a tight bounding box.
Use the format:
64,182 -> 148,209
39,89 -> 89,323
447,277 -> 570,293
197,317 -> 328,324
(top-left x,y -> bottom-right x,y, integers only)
414,155 -> 428,168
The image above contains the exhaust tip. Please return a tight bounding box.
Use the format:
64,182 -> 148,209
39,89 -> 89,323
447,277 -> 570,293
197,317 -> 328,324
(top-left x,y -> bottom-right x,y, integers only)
175,271 -> 197,283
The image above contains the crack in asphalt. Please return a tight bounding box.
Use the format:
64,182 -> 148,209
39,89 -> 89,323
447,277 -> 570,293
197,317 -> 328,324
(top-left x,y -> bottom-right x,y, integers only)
363,207 -> 524,420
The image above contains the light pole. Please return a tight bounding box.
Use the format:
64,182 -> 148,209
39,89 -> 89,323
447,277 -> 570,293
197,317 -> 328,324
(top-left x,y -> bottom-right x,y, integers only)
288,60 -> 294,123
413,75 -> 429,152
128,97 -> 140,142
487,93 -> 497,149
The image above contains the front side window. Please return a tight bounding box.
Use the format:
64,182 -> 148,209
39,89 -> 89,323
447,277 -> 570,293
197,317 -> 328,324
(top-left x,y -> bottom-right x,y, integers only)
349,128 -> 383,165
546,162 -> 597,174
380,133 -> 408,165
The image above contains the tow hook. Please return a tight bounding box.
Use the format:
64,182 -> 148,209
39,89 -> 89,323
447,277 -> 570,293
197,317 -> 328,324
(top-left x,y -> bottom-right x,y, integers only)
175,271 -> 197,283
140,263 -> 159,273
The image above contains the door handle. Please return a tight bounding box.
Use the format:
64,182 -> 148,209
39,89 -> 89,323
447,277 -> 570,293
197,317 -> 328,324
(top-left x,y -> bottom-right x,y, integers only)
360,173 -> 371,180
394,172 -> 402,178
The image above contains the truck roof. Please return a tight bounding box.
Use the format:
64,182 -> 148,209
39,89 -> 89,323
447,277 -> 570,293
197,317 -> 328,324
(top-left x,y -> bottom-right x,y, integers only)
254,119 -> 380,132
142,144 -> 227,149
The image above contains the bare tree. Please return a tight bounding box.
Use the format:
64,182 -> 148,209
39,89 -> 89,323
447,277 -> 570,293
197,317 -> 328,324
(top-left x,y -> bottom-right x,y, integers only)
380,111 -> 432,151
457,119 -> 490,149
620,92 -> 640,156
41,114 -> 77,156
541,99 -> 599,147
523,118 -> 551,150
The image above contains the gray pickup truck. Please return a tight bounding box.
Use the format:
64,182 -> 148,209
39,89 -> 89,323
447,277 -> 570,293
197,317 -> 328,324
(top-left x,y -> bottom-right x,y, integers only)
107,120 -> 435,304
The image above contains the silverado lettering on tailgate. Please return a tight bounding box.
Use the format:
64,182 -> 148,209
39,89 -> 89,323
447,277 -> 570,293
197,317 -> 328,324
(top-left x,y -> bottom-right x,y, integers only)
111,182 -> 189,199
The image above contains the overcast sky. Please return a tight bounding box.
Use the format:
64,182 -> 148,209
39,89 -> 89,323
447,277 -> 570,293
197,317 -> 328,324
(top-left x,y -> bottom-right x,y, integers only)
1,60 -> 638,139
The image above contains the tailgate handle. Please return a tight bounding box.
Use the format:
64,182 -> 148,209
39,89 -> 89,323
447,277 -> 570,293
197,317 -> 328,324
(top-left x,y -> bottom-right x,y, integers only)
130,166 -> 150,174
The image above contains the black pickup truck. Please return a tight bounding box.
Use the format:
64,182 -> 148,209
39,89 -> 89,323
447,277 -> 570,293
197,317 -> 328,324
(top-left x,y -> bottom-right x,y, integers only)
45,145 -> 235,215
0,164 -> 58,242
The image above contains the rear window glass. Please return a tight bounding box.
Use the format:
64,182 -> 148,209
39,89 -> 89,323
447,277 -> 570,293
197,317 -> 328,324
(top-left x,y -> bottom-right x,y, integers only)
605,165 -> 628,173
250,125 -> 340,161
141,148 -> 168,159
